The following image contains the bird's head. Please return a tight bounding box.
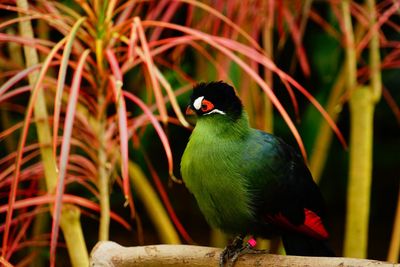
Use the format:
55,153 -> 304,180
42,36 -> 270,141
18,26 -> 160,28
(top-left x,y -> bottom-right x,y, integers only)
186,81 -> 243,121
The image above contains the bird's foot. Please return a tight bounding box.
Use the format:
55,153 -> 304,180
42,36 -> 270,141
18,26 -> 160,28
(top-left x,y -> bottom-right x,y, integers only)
219,236 -> 267,267
220,235 -> 244,267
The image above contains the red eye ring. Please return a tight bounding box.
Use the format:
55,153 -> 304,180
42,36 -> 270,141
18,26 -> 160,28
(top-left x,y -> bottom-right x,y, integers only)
201,99 -> 214,112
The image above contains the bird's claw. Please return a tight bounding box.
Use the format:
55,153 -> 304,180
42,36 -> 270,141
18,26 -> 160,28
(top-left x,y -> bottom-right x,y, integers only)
219,236 -> 267,267
219,235 -> 244,267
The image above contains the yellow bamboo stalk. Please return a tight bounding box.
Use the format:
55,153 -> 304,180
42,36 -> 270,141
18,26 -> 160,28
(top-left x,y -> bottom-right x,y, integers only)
16,0 -> 88,265
16,0 -> 57,195
210,228 -> 227,248
30,18 -> 54,267
341,0 -> 371,258
60,204 -> 89,266
344,86 -> 374,258
128,161 -> 180,244
344,0 -> 381,258
309,71 -> 345,182
388,188 -> 400,263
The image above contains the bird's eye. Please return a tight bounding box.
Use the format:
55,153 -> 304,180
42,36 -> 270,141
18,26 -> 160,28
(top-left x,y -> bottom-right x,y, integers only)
201,99 -> 214,112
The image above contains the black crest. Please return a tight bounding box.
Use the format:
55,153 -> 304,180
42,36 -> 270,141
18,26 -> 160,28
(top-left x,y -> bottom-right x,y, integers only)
190,81 -> 243,120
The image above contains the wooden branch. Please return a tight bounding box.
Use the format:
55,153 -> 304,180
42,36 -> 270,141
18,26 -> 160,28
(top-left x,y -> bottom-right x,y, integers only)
90,241 -> 399,267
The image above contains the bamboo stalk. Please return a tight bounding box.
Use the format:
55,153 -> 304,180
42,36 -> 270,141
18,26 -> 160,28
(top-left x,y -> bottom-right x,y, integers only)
210,228 -> 227,248
309,70 -> 345,182
128,161 -> 180,244
11,21 -> 48,265
90,242 -> 400,267
344,0 -> 381,258
341,0 -> 371,259
387,187 -> 400,263
59,204 -> 89,267
16,0 -> 89,265
16,0 -> 57,188
344,86 -> 374,258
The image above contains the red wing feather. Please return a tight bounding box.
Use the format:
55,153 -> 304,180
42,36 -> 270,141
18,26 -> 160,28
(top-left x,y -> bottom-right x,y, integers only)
267,208 -> 329,240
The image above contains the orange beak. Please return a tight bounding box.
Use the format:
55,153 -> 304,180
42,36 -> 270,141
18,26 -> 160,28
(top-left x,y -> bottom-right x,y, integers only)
185,105 -> 195,115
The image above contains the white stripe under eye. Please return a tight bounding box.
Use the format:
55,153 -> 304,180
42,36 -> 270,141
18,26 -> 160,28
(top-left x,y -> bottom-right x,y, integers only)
204,109 -> 226,115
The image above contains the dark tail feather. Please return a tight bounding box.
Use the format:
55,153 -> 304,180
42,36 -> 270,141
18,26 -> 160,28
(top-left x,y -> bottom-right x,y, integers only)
282,233 -> 335,257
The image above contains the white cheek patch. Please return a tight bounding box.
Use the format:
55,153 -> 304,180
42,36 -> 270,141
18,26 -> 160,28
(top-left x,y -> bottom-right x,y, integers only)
193,96 -> 204,110
204,109 -> 226,115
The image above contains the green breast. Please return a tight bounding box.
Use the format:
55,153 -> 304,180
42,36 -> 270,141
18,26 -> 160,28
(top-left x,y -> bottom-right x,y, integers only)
180,117 -> 256,234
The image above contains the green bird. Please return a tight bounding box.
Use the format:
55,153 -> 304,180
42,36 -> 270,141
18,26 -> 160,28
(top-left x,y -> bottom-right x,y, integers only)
180,81 -> 334,266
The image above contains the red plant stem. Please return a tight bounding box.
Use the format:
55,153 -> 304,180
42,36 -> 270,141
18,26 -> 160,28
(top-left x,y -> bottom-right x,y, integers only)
105,49 -> 135,217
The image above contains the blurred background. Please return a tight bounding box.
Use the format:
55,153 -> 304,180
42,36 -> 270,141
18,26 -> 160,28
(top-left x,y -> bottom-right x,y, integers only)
0,0 -> 399,266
